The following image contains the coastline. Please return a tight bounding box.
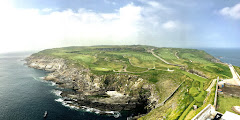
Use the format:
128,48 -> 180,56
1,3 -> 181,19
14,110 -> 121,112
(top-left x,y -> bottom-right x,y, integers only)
23,46 -> 230,120
25,55 -> 153,118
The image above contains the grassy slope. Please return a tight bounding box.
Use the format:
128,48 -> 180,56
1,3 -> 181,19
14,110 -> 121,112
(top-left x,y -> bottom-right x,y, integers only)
218,94 -> 240,115
216,66 -> 240,115
32,45 -> 233,119
184,81 -> 216,119
235,66 -> 240,75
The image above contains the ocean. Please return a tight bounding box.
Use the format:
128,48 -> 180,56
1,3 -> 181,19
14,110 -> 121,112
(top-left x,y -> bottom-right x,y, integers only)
201,48 -> 240,67
0,48 -> 239,120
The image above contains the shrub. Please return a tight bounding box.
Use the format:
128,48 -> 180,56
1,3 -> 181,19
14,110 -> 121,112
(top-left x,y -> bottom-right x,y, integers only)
189,87 -> 199,97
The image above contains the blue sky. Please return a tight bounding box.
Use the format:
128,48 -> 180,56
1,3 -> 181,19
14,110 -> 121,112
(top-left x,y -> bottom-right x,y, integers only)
1,0 -> 240,53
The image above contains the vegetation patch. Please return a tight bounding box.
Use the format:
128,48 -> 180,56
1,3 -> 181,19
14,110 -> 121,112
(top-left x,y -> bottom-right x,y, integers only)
182,71 -> 208,82
217,94 -> 240,115
189,87 -> 199,97
194,91 -> 207,103
178,100 -> 196,120
234,66 -> 240,75
184,81 -> 216,119
149,77 -> 158,83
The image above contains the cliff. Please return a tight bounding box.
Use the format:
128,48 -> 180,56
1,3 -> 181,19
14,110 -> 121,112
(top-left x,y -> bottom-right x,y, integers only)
25,55 -> 156,114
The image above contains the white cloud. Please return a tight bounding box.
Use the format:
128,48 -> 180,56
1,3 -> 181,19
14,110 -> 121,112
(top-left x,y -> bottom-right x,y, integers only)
147,1 -> 160,7
219,3 -> 240,19
147,1 -> 169,11
0,3 -> 143,53
42,8 -> 52,12
162,21 -> 178,30
139,0 -> 171,11
0,1 -> 186,53
119,3 -> 142,24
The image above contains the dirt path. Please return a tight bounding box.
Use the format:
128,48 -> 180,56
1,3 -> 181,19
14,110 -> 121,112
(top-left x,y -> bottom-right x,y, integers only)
113,51 -> 178,73
175,52 -> 180,59
113,67 -> 151,73
150,49 -> 184,67
206,79 -> 216,92
113,56 -> 153,73
128,58 -> 150,69
228,64 -> 240,85
150,49 -> 170,65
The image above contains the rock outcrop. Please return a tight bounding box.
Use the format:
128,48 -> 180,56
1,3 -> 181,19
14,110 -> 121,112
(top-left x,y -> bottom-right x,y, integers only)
25,55 -> 155,113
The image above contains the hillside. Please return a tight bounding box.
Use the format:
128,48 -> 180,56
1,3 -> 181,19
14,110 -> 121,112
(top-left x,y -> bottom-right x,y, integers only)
26,45 -> 232,119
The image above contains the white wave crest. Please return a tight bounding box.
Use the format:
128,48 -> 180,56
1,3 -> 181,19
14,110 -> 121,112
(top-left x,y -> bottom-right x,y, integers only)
55,98 -> 79,110
81,106 -> 121,118
50,81 -> 56,86
55,98 -> 64,102
54,97 -> 121,118
51,90 -> 62,97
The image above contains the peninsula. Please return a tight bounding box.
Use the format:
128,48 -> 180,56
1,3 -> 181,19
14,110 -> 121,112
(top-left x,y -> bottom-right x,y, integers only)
25,45 -> 235,119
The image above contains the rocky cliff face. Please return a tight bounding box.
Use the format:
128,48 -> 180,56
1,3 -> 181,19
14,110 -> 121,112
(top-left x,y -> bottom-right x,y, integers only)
25,55 -> 158,114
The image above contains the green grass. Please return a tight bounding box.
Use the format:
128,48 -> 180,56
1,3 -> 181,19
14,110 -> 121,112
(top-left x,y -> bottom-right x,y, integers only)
218,95 -> 240,114
91,67 -> 112,71
31,45 -> 234,120
181,53 -> 210,64
178,49 -> 215,63
149,77 -> 158,83
139,81 -> 193,120
200,82 -> 203,90
189,87 -> 199,97
154,48 -> 185,65
182,71 -> 208,82
179,100 -> 196,120
192,80 -> 200,87
182,71 -> 206,103
36,46 -> 231,80
205,63 -> 232,78
184,81 -> 216,120
126,65 -> 148,72
194,91 -> 207,102
234,66 -> 240,76
155,48 -> 178,60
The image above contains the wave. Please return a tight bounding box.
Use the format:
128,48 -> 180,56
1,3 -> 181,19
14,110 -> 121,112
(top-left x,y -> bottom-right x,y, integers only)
81,106 -> 121,118
32,76 -> 45,82
54,98 -> 121,118
55,98 -> 79,110
32,77 -> 39,80
51,90 -> 62,97
34,76 -> 57,86
50,81 -> 56,86
55,98 -> 64,102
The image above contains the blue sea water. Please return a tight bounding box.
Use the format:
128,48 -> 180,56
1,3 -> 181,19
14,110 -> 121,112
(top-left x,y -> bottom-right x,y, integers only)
0,52 -> 129,120
202,48 -> 240,67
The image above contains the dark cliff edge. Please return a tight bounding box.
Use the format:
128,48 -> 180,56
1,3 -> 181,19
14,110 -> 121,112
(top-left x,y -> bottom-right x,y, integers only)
25,55 -> 155,118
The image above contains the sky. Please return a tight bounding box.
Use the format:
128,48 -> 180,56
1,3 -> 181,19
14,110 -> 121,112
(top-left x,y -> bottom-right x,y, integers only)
0,0 -> 240,53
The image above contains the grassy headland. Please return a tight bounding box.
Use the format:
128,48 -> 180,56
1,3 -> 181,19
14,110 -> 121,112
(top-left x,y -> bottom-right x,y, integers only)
32,45 -> 233,119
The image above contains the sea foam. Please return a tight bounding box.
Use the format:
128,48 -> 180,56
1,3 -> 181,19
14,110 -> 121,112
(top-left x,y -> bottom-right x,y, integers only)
54,97 -> 121,118
51,90 -> 62,97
